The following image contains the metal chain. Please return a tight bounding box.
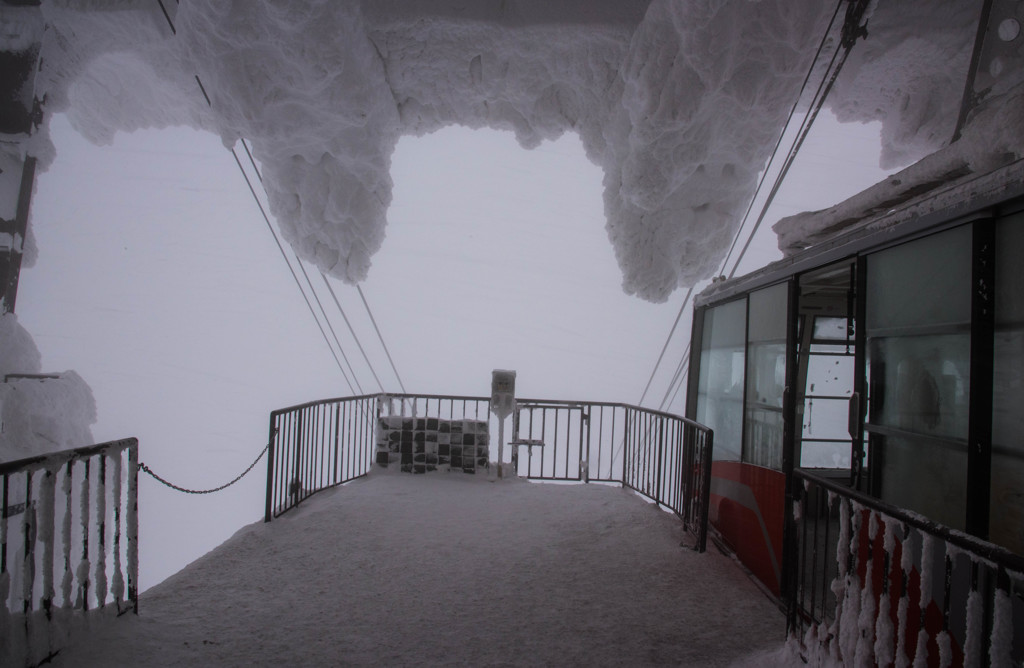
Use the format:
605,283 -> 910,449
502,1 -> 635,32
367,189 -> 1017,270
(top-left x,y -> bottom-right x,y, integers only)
138,443 -> 270,495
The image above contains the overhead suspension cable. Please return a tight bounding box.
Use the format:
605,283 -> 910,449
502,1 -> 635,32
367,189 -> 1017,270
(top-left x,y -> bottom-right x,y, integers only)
728,2 -> 869,280
658,346 -> 690,413
238,137 -> 400,395
320,273 -> 386,393
293,255 -> 365,393
636,286 -> 694,406
159,0 -> 363,393
357,285 -> 408,394
229,149 -> 358,394
642,0 -> 865,412
718,0 -> 848,276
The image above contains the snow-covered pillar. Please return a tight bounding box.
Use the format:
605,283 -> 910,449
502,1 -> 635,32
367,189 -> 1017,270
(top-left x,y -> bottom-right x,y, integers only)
0,1 -> 45,315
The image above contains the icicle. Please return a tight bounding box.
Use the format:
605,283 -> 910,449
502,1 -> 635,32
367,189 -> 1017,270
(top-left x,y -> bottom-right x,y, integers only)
962,588 -> 983,668
854,511 -> 877,667
936,631 -> 952,668
110,454 -> 124,605
22,501 -> 36,612
75,461 -> 90,610
895,530 -> 915,668
39,467 -> 56,616
989,586 -> 1013,667
93,455 -> 107,609
838,499 -> 863,664
874,517 -> 898,667
828,496 -> 852,663
60,464 -> 73,609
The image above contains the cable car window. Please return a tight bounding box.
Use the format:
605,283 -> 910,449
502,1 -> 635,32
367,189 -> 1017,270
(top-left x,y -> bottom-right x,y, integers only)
744,283 -> 788,469
696,298 -> 746,461
866,224 -> 972,530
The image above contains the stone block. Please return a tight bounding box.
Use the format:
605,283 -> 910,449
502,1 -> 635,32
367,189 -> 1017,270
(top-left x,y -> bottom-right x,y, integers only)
375,451 -> 390,466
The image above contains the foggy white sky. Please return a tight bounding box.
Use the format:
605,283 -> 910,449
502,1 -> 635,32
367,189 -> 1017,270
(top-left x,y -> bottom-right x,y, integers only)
15,109 -> 889,588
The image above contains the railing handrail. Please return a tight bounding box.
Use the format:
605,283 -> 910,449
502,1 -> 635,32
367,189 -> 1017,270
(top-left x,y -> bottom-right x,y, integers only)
272,392 -> 706,427
794,467 -> 1024,574
0,437 -> 138,476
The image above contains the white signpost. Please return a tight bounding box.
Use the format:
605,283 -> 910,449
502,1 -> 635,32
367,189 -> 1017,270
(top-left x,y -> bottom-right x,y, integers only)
490,369 -> 516,479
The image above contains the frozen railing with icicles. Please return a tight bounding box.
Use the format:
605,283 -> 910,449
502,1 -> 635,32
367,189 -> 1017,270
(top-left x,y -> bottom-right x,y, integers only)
787,468 -> 1024,667
1,438 -> 138,668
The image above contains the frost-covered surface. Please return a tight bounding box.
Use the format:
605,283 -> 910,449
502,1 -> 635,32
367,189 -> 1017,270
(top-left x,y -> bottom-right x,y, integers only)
47,473 -> 791,666
26,0 -> 978,301
0,314 -> 96,463
773,79 -> 1024,255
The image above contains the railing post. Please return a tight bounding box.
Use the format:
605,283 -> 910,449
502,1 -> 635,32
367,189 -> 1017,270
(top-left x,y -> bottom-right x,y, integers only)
655,418 -> 665,507
264,414 -> 277,523
621,409 -> 630,489
696,429 -> 713,553
128,442 -> 139,614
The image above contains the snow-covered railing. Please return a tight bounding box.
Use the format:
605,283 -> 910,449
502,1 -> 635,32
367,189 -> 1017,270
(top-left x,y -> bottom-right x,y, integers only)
265,394 -> 714,552
787,468 -> 1024,667
1,438 -> 138,667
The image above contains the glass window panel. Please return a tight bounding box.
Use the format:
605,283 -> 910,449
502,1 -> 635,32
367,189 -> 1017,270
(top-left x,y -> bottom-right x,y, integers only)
800,441 -> 851,468
802,398 -> 852,442
866,225 -> 972,331
747,282 -> 788,342
806,354 -> 854,398
878,435 -> 966,531
743,283 -> 789,469
869,335 -> 970,440
992,212 -> 1024,554
696,299 -> 746,461
813,316 -> 850,341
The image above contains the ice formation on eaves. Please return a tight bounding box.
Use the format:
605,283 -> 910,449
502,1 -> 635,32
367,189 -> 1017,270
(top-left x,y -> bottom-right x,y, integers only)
36,0 -> 977,302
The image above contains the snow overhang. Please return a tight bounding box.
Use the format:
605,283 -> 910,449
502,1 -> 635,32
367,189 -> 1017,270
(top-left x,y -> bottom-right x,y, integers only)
26,1 -> 985,302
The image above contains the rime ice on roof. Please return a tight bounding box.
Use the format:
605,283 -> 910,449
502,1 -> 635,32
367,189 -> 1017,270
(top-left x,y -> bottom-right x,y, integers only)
29,0 -> 978,301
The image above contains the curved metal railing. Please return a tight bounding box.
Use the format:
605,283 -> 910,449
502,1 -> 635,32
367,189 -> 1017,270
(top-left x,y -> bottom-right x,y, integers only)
264,393 -> 713,551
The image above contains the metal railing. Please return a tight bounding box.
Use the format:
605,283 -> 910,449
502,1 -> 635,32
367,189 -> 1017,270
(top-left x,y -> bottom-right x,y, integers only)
787,468 -> 1024,667
511,400 -> 713,550
1,438 -> 139,667
265,393 -> 714,552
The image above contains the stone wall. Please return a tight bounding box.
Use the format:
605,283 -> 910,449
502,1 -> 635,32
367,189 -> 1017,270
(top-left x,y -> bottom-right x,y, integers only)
376,416 -> 490,474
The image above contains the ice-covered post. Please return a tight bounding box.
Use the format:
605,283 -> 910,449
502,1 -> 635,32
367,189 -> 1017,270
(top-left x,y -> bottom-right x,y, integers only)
490,370 -> 516,480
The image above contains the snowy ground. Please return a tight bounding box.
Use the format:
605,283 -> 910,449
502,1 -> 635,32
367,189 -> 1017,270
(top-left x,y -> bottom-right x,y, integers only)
49,472 -> 796,666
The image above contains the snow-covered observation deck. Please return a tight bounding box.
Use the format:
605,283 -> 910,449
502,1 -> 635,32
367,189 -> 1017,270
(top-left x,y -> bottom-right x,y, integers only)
5,393 -> 748,666
46,474 -> 784,666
